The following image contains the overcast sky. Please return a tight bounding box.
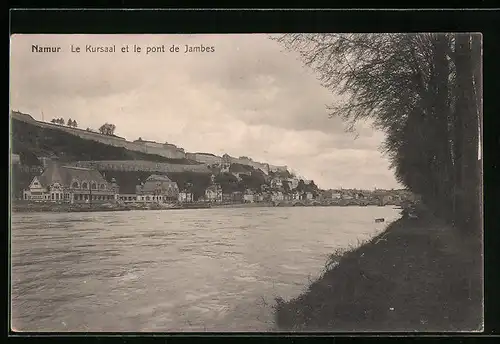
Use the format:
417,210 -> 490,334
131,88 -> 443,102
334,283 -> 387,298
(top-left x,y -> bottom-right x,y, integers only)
10,34 -> 402,190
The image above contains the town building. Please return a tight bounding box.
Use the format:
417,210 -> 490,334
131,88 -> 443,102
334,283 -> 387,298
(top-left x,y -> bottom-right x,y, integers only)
134,174 -> 179,203
270,178 -> 283,189
205,184 -> 223,202
118,176 -> 180,205
287,177 -> 299,190
118,194 -> 138,203
23,163 -> 119,203
270,191 -> 284,202
322,189 -> 342,200
178,191 -> 194,203
222,191 -> 243,203
243,189 -> 255,203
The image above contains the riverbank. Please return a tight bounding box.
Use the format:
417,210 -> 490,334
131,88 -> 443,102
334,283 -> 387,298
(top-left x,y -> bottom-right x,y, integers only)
11,201 -> 401,213
10,202 -> 173,213
273,215 -> 483,331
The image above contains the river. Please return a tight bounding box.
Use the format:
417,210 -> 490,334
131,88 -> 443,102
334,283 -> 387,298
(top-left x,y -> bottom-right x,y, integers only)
10,206 -> 400,332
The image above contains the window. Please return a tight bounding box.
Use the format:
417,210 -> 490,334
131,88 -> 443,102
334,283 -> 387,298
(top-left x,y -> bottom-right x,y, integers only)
56,193 -> 59,200
24,193 -> 27,200
91,183 -> 97,190
51,193 -> 54,200
33,181 -> 39,186
72,181 -> 79,188
82,182 -> 88,189
100,184 -> 106,190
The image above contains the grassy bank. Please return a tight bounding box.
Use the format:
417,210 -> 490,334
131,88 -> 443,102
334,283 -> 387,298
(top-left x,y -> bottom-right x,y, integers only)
273,216 -> 483,332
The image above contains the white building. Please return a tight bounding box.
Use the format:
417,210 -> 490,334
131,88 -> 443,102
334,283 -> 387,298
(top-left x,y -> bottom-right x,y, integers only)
270,178 -> 283,189
270,191 -> 284,202
243,189 -> 255,203
178,191 -> 194,203
205,184 -> 223,202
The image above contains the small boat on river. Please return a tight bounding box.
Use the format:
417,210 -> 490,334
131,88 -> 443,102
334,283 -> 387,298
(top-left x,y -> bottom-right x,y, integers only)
375,218 -> 385,223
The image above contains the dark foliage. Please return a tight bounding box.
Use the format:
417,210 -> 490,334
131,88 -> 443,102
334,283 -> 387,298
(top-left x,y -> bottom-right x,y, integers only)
274,33 -> 481,233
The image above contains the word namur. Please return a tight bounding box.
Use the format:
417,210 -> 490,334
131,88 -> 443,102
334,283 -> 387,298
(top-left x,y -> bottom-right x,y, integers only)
31,45 -> 62,53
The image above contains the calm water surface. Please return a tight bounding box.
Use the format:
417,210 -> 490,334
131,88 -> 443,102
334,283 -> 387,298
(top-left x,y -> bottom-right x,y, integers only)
11,206 -> 400,332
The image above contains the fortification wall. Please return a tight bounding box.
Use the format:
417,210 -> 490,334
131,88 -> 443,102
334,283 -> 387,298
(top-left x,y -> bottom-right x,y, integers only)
187,153 -> 223,165
70,160 -> 211,173
227,156 -> 269,174
142,145 -> 186,159
11,111 -> 187,160
269,164 -> 288,173
11,112 -> 285,174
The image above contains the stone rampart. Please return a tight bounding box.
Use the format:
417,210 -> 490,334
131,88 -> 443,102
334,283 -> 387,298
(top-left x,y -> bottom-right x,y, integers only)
11,111 -> 187,160
69,160 -> 211,173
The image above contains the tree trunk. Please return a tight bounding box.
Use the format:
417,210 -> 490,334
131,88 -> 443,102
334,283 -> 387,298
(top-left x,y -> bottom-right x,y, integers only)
431,35 -> 454,221
471,34 -> 483,230
454,33 -> 480,234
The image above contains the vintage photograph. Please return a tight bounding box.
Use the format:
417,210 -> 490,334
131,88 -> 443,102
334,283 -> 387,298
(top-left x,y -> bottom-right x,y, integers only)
9,33 -> 483,332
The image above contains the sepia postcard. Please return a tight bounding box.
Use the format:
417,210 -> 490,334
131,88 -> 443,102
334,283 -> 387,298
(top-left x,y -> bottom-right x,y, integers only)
9,33 -> 483,333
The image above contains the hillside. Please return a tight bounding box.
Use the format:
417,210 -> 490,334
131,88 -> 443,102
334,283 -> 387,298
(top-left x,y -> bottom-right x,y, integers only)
10,115 -> 312,200
11,118 -> 199,165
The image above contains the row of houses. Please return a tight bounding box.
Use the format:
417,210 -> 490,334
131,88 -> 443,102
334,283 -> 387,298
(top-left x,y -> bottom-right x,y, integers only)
20,161 -> 413,206
21,163 -> 198,205
20,162 -> 319,205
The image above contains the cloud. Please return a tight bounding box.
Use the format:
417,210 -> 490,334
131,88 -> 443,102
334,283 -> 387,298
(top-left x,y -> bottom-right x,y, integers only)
9,34 -> 401,189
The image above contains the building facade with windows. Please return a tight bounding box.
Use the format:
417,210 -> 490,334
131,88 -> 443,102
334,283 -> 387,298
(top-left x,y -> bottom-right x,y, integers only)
205,184 -> 223,202
23,163 -> 119,204
134,174 -> 180,203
